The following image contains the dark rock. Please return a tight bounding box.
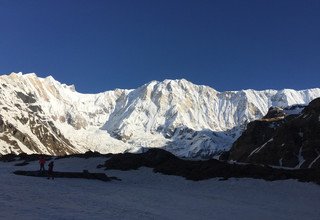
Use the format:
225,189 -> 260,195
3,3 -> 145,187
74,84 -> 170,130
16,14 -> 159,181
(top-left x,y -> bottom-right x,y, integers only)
13,170 -> 120,182
102,149 -> 320,184
16,92 -> 36,104
263,107 -> 286,119
28,105 -> 43,113
104,148 -> 177,171
0,153 -> 18,162
228,97 -> 320,168
219,151 -> 230,161
84,151 -> 103,158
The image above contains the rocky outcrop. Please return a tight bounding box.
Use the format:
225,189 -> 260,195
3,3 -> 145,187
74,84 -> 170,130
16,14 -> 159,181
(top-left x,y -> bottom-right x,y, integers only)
262,106 -> 286,120
0,113 -> 78,155
16,92 -> 36,104
13,170 -> 120,181
102,148 -> 320,184
228,98 -> 320,168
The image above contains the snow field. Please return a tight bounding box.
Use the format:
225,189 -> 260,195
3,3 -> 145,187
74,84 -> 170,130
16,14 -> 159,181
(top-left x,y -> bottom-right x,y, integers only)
0,157 -> 320,220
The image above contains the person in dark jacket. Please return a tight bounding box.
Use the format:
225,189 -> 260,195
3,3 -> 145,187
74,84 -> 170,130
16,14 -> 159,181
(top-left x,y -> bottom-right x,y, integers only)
47,161 -> 54,179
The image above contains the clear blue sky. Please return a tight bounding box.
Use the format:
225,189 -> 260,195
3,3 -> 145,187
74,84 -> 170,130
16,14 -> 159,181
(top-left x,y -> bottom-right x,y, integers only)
0,0 -> 319,93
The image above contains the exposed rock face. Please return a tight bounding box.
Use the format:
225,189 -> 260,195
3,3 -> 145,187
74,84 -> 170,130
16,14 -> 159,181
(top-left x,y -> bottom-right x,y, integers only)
0,113 -> 77,155
16,92 -> 36,104
262,106 -> 286,119
66,113 -> 88,130
228,98 -> 320,168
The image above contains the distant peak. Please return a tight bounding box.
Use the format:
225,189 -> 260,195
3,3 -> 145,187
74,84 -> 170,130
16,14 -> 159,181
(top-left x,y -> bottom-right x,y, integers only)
45,75 -> 55,81
147,80 -> 160,85
9,72 -> 38,78
9,72 -> 23,76
63,84 -> 76,92
142,78 -> 196,89
24,72 -> 38,77
162,78 -> 190,84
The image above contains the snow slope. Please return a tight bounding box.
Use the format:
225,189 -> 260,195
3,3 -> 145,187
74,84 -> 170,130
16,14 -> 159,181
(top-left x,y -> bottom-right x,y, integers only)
1,159 -> 320,219
1,72 -> 320,157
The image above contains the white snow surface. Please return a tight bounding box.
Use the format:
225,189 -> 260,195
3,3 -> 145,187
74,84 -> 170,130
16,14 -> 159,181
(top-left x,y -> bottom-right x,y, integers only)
1,72 -> 320,156
1,158 -> 320,220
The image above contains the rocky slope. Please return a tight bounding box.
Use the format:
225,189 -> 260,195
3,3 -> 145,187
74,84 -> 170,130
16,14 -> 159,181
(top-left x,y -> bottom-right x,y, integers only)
228,98 -> 320,168
0,72 -> 320,157
102,149 -> 320,184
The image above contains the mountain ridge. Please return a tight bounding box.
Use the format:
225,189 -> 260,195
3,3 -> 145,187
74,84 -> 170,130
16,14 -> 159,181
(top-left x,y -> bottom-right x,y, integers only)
1,72 -> 320,158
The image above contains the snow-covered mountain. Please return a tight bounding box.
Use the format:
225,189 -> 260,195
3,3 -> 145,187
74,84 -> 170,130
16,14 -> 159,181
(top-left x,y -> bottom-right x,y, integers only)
1,72 -> 320,157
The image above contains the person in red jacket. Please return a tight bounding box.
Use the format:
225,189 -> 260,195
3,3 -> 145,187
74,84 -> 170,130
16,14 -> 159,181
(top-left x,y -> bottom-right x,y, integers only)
39,156 -> 46,172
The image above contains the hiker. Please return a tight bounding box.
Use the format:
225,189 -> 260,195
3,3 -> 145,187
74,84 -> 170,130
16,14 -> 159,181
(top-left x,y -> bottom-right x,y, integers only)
39,156 -> 46,172
47,161 -> 54,179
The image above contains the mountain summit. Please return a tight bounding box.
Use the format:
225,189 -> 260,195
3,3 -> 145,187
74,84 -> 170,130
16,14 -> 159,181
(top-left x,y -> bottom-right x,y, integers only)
1,72 -> 320,157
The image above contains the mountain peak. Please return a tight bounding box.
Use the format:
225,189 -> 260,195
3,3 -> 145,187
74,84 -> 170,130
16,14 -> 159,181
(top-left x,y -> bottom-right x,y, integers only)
1,72 -> 320,158
9,72 -> 38,78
